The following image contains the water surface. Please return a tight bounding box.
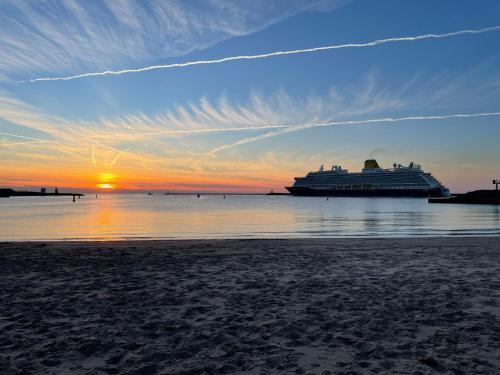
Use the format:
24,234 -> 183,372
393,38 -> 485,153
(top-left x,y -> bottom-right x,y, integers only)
1,194 -> 499,240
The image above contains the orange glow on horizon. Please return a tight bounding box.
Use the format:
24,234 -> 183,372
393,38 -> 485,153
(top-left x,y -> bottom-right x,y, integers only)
0,163 -> 290,192
97,183 -> 114,189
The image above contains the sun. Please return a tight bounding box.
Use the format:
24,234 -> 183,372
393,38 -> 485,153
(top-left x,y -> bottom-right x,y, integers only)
96,172 -> 117,189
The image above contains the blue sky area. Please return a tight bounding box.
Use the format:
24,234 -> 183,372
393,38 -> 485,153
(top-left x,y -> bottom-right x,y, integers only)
0,0 -> 499,192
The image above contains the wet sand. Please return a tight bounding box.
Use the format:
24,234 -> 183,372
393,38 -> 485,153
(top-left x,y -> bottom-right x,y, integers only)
1,238 -> 499,374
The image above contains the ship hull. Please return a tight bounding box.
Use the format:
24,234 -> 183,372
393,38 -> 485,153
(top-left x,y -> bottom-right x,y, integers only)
285,186 -> 447,197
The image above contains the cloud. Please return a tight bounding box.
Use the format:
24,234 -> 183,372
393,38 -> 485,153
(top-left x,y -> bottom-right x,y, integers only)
0,94 -> 59,136
23,24 -> 500,82
0,0 -> 344,80
2,67 -> 500,171
0,72 -> 406,172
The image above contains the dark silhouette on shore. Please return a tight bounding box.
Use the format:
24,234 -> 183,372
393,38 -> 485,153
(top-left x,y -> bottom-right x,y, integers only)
429,181 -> 500,205
0,188 -> 84,198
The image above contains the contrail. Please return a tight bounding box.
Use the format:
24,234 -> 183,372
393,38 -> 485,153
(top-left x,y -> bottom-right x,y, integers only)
90,146 -> 97,166
109,147 -> 130,167
205,112 -> 500,157
24,25 -> 500,82
0,131 -> 44,141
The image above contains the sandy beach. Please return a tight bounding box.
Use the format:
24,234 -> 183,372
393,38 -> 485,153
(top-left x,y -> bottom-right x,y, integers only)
1,237 -> 499,374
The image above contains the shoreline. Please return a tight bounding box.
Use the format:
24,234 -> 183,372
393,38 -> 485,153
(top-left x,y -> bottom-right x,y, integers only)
3,233 -> 500,243
1,237 -> 499,374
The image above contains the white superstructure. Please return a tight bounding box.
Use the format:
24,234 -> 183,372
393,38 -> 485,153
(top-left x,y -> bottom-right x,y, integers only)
286,159 -> 449,197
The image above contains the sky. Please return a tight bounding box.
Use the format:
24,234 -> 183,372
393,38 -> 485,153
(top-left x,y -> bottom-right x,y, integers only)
0,0 -> 499,193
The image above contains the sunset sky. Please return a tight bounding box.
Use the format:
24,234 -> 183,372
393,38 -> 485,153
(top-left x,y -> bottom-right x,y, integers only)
1,0 -> 499,193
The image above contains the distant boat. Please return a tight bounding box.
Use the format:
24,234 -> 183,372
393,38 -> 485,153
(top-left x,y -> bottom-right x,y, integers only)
286,159 -> 449,197
147,192 -> 152,196
266,190 -> 289,195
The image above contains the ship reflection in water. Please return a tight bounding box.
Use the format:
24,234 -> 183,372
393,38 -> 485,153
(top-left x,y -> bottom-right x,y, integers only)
0,194 -> 499,241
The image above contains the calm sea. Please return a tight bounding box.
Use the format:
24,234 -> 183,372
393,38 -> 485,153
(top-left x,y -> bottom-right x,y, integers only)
1,194 -> 499,241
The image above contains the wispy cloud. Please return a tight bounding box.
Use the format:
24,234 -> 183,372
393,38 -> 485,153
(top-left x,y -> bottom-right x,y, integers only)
2,66 -> 500,188
0,0 -> 344,81
0,72 -> 404,174
42,86 -> 385,145
23,24 -> 500,82
3,68 -> 499,145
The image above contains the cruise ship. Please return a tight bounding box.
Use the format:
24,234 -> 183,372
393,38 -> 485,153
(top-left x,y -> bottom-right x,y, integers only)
286,159 -> 449,197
